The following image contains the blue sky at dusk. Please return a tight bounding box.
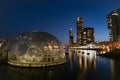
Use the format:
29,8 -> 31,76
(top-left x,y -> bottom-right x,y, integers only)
0,0 -> 120,44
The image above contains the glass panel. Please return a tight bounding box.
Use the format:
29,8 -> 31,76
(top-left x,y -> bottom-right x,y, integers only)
27,47 -> 41,57
18,43 -> 28,56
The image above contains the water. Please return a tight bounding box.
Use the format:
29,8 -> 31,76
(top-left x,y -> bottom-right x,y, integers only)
0,50 -> 120,80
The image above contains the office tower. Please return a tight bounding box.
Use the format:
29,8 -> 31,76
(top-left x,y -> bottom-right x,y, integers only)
83,27 -> 94,45
107,8 -> 120,42
76,17 -> 84,45
69,28 -> 74,46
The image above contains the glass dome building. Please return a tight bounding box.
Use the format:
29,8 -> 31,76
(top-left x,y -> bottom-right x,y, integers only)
4,31 -> 66,67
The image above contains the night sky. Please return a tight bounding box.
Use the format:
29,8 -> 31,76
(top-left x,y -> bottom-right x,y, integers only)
0,0 -> 120,44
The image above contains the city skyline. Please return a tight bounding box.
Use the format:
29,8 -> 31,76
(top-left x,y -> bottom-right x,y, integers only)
0,0 -> 120,44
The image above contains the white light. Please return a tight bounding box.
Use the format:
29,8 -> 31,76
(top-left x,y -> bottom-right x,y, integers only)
77,17 -> 80,21
112,13 -> 118,16
70,28 -> 72,30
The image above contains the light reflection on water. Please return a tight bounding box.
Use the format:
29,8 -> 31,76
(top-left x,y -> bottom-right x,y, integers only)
0,50 -> 120,80
68,50 -> 97,80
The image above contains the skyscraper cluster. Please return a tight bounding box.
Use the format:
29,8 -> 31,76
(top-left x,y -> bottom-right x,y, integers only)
76,17 -> 95,46
69,17 -> 95,46
107,8 -> 120,42
69,8 -> 120,47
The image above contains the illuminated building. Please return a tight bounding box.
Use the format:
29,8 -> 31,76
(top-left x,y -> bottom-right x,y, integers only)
76,17 -> 95,45
83,27 -> 94,45
76,17 -> 84,45
3,31 -> 66,67
69,28 -> 74,46
107,8 -> 120,42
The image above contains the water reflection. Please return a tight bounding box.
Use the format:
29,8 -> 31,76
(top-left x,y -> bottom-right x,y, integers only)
0,50 -> 120,80
68,50 -> 96,80
69,50 -> 96,70
0,63 -> 66,80
110,59 -> 120,80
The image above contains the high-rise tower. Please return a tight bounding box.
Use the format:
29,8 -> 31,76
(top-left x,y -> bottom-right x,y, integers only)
76,17 -> 84,45
107,8 -> 120,42
83,27 -> 94,45
69,28 -> 74,46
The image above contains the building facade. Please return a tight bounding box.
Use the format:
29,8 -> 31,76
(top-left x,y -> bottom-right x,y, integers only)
107,8 -> 120,42
83,27 -> 94,45
69,28 -> 74,46
76,17 -> 84,45
76,17 -> 95,46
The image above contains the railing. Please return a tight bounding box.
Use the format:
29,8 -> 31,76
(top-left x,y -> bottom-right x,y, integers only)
68,46 -> 102,50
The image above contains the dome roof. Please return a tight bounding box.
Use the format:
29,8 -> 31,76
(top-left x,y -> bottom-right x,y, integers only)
4,31 -> 66,67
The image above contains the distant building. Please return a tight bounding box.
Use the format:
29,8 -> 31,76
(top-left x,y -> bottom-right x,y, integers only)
83,27 -> 94,45
99,41 -> 120,52
107,8 -> 120,42
76,17 -> 84,45
69,28 -> 74,46
76,17 -> 95,46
